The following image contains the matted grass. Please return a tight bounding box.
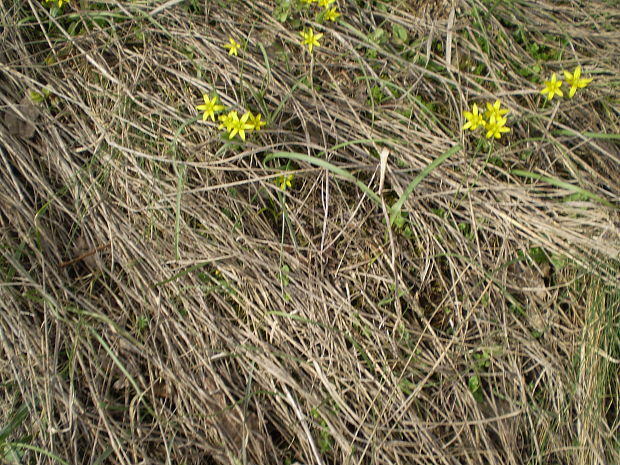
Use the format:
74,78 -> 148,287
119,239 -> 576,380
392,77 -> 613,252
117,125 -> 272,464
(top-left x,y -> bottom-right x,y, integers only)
1,0 -> 619,464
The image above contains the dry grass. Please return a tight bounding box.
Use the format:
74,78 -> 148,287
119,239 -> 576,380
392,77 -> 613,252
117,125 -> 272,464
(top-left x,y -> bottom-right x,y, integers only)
1,0 -> 619,464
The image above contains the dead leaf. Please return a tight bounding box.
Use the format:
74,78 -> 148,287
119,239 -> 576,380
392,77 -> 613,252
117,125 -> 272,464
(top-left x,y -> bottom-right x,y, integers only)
3,95 -> 39,139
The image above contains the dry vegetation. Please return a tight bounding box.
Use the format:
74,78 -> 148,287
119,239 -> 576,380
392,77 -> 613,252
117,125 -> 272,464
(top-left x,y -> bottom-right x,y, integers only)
1,0 -> 619,464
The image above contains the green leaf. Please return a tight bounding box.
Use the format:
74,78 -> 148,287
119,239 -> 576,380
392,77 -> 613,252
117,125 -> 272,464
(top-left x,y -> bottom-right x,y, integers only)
368,27 -> 387,45
67,20 -> 81,36
273,0 -> 292,22
393,212 -> 406,229
528,247 -> 548,264
29,91 -> 45,103
550,254 -> 568,270
279,264 -> 290,287
369,85 -> 387,104
468,375 -> 480,392
468,375 -> 484,402
392,24 -> 408,43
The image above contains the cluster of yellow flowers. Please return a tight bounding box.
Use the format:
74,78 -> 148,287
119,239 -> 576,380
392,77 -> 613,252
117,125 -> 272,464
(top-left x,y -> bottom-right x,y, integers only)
463,65 -> 593,141
197,0 -> 342,139
196,2 -> 341,145
302,0 -> 341,22
196,35 -> 268,139
299,0 -> 341,53
540,65 -> 593,100
196,94 -> 266,141
462,100 -> 511,140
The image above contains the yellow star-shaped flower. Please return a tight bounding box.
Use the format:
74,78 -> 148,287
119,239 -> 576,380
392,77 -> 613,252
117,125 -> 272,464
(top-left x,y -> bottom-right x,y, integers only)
563,65 -> 592,98
196,95 -> 225,122
324,7 -> 341,21
248,113 -> 267,131
485,116 -> 510,140
541,73 -> 563,100
227,111 -> 254,141
224,37 -> 241,56
218,111 -> 237,132
300,28 -> 323,53
463,103 -> 485,131
484,99 -> 509,121
318,0 -> 335,6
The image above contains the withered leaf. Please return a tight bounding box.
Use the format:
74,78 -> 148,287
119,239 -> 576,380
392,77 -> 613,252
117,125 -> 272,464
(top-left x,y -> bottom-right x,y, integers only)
3,95 -> 39,139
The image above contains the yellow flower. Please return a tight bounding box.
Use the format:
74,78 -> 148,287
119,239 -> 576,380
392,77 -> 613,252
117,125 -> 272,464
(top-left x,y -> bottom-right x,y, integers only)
219,111 -> 237,132
228,111 -> 254,141
224,37 -> 241,56
277,174 -> 294,190
248,113 -> 267,131
301,0 -> 316,3
541,73 -> 563,100
484,99 -> 509,121
318,0 -> 335,6
196,94 -> 225,122
300,28 -> 323,53
324,7 -> 341,21
45,0 -> 69,7
563,65 -> 592,98
485,116 -> 510,140
462,103 -> 485,131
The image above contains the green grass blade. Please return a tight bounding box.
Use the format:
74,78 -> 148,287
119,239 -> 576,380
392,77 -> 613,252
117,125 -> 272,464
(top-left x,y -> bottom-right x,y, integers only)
5,442 -> 70,465
92,446 -> 114,465
153,260 -> 215,287
0,403 -> 29,442
263,151 -> 382,206
389,144 -> 462,224
89,329 -> 156,419
510,169 -> 617,208
551,129 -> 620,140
316,138 -> 398,156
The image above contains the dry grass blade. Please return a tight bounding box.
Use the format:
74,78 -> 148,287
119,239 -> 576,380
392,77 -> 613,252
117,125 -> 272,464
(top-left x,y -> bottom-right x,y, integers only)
1,0 -> 619,464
